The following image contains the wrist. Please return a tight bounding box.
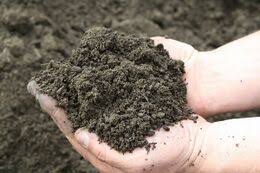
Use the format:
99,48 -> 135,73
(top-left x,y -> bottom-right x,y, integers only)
199,118 -> 260,173
199,47 -> 260,115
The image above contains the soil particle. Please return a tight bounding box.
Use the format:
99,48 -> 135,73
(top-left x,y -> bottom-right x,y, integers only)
3,36 -> 25,57
0,48 -> 13,71
2,8 -> 33,35
112,17 -> 163,36
189,163 -> 195,167
42,33 -> 64,51
34,27 -> 193,152
197,150 -> 202,156
163,125 -> 170,131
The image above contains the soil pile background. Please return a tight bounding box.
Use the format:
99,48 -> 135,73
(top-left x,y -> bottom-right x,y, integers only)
34,27 -> 193,152
0,0 -> 259,172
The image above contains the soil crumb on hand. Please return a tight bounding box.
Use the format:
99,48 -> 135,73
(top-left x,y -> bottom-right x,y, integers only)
33,27 -> 193,152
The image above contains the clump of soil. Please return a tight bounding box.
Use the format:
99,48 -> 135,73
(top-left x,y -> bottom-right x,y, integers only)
34,27 -> 194,152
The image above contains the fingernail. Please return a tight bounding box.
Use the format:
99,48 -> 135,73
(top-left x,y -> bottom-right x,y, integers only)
27,81 -> 38,96
76,130 -> 90,148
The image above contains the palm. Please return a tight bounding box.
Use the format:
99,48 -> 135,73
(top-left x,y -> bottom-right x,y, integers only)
86,115 -> 207,173
26,82 -> 208,172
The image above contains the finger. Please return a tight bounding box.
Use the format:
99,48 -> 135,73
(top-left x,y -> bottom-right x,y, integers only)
28,81 -> 57,115
27,80 -> 40,97
27,81 -> 73,137
67,135 -> 120,173
38,94 -> 73,137
29,81 -> 119,171
74,128 -> 160,171
151,36 -> 197,64
75,128 -> 124,167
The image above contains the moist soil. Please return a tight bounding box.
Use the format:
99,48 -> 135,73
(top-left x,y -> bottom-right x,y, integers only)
0,0 -> 259,172
34,27 -> 194,152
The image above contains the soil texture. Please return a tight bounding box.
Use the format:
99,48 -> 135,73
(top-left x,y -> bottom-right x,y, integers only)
34,27 -> 194,152
0,0 -> 259,172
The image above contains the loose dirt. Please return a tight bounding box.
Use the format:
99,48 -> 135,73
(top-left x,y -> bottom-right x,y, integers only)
34,27 -> 194,152
0,0 -> 259,172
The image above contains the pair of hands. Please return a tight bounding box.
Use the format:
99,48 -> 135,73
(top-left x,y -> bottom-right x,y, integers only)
28,32 -> 260,173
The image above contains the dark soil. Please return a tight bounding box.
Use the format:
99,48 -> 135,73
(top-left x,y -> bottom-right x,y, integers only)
0,0 -> 259,172
34,27 -> 194,152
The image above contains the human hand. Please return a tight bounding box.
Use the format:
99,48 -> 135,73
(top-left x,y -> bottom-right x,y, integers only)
153,32 -> 260,116
27,80 -> 260,173
28,80 -> 209,173
28,32 -> 260,173
151,37 -> 205,116
27,37 -> 212,173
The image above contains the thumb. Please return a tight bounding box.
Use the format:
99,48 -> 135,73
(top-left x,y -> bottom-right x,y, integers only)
75,128 -> 124,166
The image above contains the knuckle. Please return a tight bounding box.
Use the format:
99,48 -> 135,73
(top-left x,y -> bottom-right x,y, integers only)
51,108 -> 59,117
49,108 -> 60,125
96,149 -> 107,162
51,107 -> 60,118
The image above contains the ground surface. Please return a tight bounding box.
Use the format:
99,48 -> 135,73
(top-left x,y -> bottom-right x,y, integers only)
0,0 -> 259,172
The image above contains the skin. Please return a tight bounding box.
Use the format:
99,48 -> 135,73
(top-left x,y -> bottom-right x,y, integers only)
28,31 -> 260,173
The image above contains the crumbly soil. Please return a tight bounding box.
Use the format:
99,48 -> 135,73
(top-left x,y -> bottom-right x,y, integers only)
0,0 -> 259,172
34,27 -> 194,152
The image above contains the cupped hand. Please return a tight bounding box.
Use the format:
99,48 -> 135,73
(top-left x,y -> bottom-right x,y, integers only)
155,32 -> 260,116
27,38 -> 213,173
151,37 -> 208,116
28,80 -> 210,173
